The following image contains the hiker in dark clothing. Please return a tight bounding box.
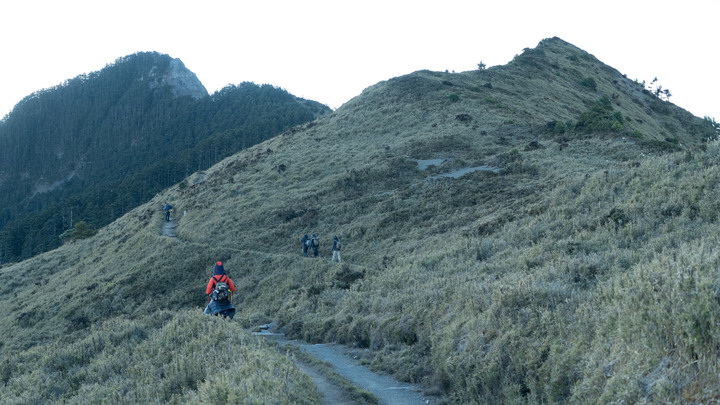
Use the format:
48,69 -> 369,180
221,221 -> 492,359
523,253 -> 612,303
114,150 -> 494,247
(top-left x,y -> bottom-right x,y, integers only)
332,236 -> 342,263
163,203 -> 173,222
310,233 -> 319,257
204,261 -> 237,319
301,234 -> 309,257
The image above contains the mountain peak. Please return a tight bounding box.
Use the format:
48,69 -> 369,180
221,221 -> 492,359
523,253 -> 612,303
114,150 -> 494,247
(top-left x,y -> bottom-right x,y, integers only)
537,36 -> 574,48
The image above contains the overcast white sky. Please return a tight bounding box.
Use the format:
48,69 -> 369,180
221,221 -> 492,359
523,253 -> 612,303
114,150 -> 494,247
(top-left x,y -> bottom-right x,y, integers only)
1,1 -> 717,120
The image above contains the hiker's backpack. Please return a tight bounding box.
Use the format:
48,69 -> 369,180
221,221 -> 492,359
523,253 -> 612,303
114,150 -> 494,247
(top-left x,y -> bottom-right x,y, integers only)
211,276 -> 230,302
311,237 -> 319,248
336,241 -> 341,250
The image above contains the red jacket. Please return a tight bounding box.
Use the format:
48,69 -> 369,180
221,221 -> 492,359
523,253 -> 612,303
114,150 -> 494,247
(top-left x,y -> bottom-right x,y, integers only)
206,274 -> 237,296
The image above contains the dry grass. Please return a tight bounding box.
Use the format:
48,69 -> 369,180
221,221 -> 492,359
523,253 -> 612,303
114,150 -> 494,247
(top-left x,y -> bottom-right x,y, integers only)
1,37 -> 718,403
1,310 -> 319,403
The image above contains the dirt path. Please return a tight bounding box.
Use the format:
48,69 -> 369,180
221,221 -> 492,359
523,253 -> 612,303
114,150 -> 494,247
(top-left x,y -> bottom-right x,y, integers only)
290,358 -> 357,405
162,217 -> 177,237
257,331 -> 439,405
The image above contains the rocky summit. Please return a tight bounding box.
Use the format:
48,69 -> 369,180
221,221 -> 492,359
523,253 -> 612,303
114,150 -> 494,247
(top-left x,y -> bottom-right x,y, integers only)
148,57 -> 208,99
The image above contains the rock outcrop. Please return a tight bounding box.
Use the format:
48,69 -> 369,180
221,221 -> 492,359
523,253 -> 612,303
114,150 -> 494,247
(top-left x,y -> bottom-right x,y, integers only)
148,58 -> 208,99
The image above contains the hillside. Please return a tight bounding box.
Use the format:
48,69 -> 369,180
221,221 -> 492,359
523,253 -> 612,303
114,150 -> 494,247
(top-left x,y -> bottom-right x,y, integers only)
0,52 -> 330,264
1,37 -> 720,403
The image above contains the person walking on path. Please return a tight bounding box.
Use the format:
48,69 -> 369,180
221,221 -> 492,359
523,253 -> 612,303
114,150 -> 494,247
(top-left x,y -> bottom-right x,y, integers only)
301,234 -> 309,257
332,236 -> 342,263
204,261 -> 237,319
163,203 -> 173,222
310,233 -> 320,258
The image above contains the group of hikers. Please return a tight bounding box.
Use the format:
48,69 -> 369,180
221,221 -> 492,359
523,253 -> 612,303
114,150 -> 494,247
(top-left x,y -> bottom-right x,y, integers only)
164,203 -> 342,262
167,204 -> 342,320
202,236 -> 344,320
301,233 -> 342,262
202,234 -> 344,320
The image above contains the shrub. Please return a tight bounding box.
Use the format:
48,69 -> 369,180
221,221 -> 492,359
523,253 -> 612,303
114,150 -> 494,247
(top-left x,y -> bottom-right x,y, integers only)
575,96 -> 623,133
60,221 -> 97,242
579,77 -> 597,91
546,120 -> 567,134
456,114 -> 473,123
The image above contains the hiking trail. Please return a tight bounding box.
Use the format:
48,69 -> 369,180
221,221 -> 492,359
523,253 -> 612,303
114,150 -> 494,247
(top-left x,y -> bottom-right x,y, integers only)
256,330 -> 440,405
164,216 -> 438,403
161,216 -> 178,237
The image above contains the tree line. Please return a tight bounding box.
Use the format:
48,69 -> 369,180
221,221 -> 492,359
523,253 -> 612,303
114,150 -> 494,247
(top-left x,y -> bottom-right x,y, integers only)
0,52 -> 330,263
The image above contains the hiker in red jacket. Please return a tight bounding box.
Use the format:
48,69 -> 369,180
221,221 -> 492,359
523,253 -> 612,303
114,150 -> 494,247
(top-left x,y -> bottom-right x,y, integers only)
203,261 -> 237,319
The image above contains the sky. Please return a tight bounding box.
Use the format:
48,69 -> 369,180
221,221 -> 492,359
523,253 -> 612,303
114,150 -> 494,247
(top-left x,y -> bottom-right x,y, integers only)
1,0 -> 718,121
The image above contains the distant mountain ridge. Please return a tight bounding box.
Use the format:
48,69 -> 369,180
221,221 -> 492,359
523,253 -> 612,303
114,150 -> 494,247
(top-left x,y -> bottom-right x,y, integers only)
0,51 -> 330,263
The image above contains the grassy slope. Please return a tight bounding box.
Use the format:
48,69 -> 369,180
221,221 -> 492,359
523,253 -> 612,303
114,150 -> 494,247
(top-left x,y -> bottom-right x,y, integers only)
1,37 -> 719,403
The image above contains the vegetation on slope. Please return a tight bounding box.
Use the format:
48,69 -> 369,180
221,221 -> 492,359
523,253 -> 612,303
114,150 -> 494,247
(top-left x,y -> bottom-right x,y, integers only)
1,311 -> 319,404
1,37 -> 719,403
0,196 -> 321,402
0,52 -> 330,263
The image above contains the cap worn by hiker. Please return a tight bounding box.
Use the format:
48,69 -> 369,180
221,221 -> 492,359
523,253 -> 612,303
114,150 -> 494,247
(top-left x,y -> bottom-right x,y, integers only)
213,261 -> 225,275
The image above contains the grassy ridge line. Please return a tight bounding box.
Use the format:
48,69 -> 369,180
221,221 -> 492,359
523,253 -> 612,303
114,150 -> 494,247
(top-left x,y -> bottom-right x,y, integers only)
166,135 -> 720,402
153,49 -> 710,400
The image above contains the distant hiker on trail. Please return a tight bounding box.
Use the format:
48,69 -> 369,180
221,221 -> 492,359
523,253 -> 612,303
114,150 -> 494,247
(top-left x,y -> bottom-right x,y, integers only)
332,236 -> 342,263
204,261 -> 237,319
310,233 -> 319,257
301,234 -> 309,257
163,203 -> 173,222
